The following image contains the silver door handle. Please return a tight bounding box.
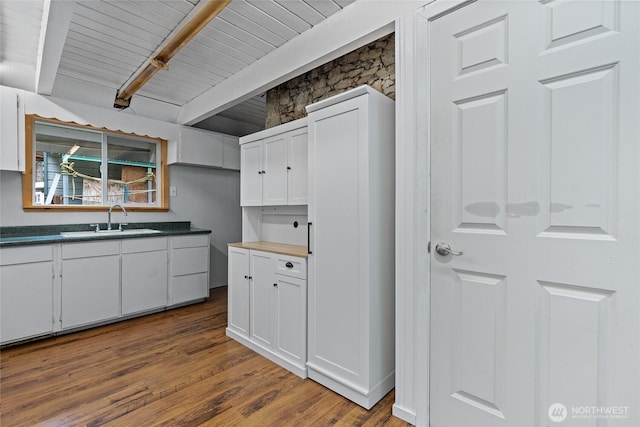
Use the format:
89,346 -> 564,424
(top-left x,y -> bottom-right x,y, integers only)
434,241 -> 463,256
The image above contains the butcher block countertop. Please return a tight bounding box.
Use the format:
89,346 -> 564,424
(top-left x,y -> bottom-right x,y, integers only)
228,241 -> 308,258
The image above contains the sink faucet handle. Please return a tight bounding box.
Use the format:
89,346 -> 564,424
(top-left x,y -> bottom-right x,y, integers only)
90,223 -> 101,232
119,222 -> 128,231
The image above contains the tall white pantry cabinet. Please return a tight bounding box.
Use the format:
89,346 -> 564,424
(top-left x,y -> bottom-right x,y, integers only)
306,86 -> 395,409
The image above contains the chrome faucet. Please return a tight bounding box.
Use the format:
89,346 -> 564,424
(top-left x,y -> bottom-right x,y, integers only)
108,204 -> 128,230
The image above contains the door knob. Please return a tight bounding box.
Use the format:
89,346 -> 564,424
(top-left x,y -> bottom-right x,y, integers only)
434,241 -> 463,256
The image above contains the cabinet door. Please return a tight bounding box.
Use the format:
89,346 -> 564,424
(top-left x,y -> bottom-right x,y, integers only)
287,128 -> 308,205
0,86 -> 22,172
222,135 -> 240,170
307,95 -> 367,385
262,135 -> 288,205
171,273 -> 208,305
228,247 -> 250,337
250,250 -> 274,348
240,141 -> 263,206
178,126 -> 223,168
61,255 -> 121,329
0,262 -> 54,343
122,250 -> 168,315
274,274 -> 306,366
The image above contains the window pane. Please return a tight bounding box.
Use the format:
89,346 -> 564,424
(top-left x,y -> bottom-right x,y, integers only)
106,135 -> 158,206
34,122 -> 102,206
27,116 -> 167,210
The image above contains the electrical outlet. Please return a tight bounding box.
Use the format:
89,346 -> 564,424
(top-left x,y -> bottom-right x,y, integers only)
170,186 -> 177,197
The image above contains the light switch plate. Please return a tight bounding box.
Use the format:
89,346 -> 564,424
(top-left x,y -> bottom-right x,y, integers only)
170,186 -> 177,197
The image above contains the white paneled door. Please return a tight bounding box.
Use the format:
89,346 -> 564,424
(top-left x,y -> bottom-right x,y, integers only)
429,1 -> 639,426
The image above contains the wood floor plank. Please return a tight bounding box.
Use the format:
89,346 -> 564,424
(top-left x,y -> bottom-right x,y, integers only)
1,287 -> 411,426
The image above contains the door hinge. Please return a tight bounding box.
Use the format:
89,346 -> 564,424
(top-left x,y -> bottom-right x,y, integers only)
427,241 -> 431,254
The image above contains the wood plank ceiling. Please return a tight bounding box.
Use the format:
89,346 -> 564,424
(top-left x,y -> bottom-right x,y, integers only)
0,0 -> 355,131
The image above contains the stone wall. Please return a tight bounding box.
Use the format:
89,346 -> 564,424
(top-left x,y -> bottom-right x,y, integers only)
265,33 -> 395,128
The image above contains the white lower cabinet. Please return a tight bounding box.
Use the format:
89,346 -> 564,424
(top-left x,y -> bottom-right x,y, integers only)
226,246 -> 307,378
228,246 -> 250,337
249,250 -> 275,348
0,232 -> 210,344
273,274 -> 306,368
122,237 -> 168,315
61,241 -> 121,329
170,234 -> 210,305
0,245 -> 54,344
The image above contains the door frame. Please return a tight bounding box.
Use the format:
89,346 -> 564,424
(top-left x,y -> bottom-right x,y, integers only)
394,1 -> 477,426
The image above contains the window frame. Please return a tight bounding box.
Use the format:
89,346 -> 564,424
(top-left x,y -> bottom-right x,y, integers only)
23,115 -> 169,211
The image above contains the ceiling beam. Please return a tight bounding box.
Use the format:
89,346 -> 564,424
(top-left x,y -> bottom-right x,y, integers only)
178,0 -> 429,126
114,0 -> 232,109
35,0 -> 75,95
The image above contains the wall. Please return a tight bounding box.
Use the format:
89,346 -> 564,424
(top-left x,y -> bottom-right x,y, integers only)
264,33 -> 394,128
0,88 -> 241,288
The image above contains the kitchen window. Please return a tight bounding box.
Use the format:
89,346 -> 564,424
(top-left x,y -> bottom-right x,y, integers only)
23,115 -> 168,211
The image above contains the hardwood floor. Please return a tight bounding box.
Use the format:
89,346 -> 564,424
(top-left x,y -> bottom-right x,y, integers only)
0,287 -> 411,426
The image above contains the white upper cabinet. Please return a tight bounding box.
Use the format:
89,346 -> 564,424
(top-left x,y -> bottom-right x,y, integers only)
0,85 -> 25,172
240,141 -> 264,206
239,118 -> 307,206
170,126 -> 239,170
221,135 -> 241,171
286,128 -> 308,205
262,134 -> 288,205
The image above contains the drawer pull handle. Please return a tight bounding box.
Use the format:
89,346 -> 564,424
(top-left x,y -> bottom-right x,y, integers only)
285,262 -> 294,269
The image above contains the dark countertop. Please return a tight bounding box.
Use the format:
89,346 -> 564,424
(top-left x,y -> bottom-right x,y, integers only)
0,222 -> 211,247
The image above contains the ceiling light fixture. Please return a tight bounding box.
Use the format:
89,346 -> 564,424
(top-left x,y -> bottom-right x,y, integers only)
113,0 -> 232,109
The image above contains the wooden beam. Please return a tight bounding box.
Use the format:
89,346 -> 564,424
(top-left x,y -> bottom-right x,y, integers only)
115,0 -> 232,108
35,0 -> 75,95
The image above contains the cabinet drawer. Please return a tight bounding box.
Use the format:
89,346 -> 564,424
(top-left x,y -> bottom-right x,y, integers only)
172,234 -> 209,249
172,247 -> 209,276
122,237 -> 168,254
62,240 -> 120,259
171,273 -> 208,304
0,245 -> 53,265
274,254 -> 306,279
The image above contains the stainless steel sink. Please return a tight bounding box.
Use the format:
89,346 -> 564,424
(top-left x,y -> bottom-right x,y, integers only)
61,229 -> 162,238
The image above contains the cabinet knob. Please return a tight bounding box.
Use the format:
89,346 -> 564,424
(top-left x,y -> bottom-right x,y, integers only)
257,171 -> 262,174
287,166 -> 291,170
244,275 -> 248,279
285,262 -> 294,268
273,283 -> 278,287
